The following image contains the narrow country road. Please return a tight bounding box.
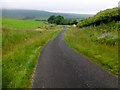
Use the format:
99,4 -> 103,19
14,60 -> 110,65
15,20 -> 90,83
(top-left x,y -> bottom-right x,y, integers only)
32,27 -> 118,88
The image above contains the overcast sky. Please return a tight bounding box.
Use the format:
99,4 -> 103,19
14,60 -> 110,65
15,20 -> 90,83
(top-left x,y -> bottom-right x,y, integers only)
1,0 -> 119,14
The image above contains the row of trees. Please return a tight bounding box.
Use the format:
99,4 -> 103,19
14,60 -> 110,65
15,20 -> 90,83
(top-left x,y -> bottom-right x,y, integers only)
47,15 -> 78,25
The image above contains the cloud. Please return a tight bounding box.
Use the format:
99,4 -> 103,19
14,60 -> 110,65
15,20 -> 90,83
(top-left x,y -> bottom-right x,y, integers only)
1,0 -> 119,14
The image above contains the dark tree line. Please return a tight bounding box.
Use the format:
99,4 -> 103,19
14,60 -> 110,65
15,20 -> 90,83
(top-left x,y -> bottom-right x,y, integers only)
48,15 -> 64,25
47,15 -> 78,25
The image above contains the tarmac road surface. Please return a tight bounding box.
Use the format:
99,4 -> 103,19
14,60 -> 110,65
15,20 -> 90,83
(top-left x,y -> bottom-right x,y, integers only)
32,27 -> 118,88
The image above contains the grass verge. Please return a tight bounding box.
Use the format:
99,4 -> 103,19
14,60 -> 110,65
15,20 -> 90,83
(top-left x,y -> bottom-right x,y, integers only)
65,25 -> 119,77
2,25 -> 62,88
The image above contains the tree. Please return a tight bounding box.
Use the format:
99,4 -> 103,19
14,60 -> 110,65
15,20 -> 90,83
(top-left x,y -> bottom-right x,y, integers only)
55,15 -> 64,25
48,15 -> 56,24
47,15 -> 64,25
48,15 -> 78,25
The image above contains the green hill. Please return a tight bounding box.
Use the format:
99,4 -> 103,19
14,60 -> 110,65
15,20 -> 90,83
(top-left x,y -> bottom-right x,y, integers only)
77,7 -> 120,27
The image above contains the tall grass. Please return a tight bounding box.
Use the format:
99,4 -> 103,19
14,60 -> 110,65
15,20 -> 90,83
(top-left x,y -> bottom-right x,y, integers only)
3,28 -> 61,88
2,18 -> 62,88
65,23 -> 119,76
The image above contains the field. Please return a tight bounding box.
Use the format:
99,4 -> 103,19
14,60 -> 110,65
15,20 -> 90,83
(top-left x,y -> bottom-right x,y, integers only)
2,18 -> 62,88
65,22 -> 119,77
2,18 -> 45,29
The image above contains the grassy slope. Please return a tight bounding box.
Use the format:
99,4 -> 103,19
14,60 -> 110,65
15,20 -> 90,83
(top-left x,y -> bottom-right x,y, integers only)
65,7 -> 120,76
77,8 -> 119,27
2,18 -> 45,29
2,18 -> 62,88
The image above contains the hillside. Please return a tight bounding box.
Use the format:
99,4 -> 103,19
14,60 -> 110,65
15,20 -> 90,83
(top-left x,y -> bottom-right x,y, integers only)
77,7 -> 120,27
2,9 -> 93,20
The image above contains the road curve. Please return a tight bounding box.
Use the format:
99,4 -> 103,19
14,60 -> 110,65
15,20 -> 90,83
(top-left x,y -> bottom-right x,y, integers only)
32,27 -> 118,88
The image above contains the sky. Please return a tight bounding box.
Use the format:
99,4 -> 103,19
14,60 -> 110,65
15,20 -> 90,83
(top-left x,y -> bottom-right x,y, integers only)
1,0 -> 119,14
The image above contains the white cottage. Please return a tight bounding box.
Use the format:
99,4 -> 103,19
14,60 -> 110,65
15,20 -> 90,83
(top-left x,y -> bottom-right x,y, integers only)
73,24 -> 76,27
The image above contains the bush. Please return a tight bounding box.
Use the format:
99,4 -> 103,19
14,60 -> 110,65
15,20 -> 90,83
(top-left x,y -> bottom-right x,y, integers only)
77,8 -> 120,27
